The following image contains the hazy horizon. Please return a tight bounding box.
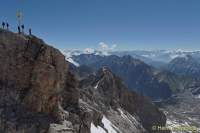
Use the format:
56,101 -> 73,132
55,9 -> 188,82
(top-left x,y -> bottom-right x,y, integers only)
63,44 -> 200,52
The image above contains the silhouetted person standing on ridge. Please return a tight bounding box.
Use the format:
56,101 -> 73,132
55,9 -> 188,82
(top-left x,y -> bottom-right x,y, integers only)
29,28 -> 32,36
2,22 -> 5,29
6,23 -> 9,30
21,25 -> 24,33
18,26 -> 21,34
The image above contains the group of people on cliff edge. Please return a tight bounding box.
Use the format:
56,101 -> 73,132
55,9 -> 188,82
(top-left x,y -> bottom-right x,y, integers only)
1,22 -> 9,30
1,21 -> 32,36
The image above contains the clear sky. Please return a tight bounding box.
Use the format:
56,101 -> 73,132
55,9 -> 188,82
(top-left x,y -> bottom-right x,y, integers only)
0,0 -> 200,50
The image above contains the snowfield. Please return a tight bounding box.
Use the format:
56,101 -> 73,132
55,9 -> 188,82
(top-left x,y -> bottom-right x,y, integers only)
91,123 -> 106,133
91,116 -> 121,133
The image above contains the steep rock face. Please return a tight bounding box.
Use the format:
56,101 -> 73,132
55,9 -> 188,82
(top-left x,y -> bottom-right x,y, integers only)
0,29 -> 67,113
62,71 -> 79,109
0,29 -> 80,132
79,67 -> 168,133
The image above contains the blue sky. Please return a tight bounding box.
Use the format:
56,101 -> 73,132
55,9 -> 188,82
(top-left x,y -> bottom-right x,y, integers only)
0,0 -> 200,50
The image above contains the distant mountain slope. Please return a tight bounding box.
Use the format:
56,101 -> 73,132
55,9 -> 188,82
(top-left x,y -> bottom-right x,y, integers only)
154,70 -> 193,93
113,50 -> 200,63
64,49 -> 200,69
73,54 -> 172,99
166,55 -> 200,78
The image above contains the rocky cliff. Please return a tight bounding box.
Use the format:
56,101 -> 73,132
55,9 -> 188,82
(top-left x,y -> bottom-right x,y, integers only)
0,29 -> 79,132
0,29 -> 169,133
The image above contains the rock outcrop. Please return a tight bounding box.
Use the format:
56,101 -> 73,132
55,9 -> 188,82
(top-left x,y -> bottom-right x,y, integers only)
0,29 -> 77,132
0,29 -> 68,113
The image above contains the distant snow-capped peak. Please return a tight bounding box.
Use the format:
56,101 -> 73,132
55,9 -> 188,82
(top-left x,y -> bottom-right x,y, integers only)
61,49 -> 112,66
83,48 -> 95,54
63,49 -> 111,57
115,49 -> 200,62
62,48 -> 200,65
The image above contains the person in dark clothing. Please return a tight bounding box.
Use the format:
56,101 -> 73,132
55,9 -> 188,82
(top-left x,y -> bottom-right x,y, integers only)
21,25 -> 24,33
29,28 -> 32,35
6,23 -> 9,30
2,22 -> 5,29
18,26 -> 21,34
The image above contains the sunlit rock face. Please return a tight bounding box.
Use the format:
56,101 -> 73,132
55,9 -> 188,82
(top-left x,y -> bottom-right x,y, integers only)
0,29 -> 68,113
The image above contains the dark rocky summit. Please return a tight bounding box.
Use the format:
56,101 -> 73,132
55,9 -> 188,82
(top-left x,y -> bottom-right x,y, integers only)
0,29 -> 169,133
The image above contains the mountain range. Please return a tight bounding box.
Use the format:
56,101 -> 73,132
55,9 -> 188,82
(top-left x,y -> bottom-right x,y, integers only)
72,54 -> 172,100
63,49 -> 200,67
64,49 -> 200,94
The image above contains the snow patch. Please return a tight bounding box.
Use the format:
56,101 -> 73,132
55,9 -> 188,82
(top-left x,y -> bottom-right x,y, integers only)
102,116 -> 121,133
118,108 -> 133,124
91,123 -> 106,133
66,57 -> 80,67
91,116 -> 121,133
94,81 -> 100,89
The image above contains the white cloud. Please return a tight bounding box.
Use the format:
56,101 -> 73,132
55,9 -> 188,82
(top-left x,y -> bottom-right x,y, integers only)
83,48 -> 95,54
97,42 -> 117,55
99,42 -> 117,51
99,42 -> 109,50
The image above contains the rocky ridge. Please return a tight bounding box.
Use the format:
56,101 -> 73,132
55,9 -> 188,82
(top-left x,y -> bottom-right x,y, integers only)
72,54 -> 172,99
